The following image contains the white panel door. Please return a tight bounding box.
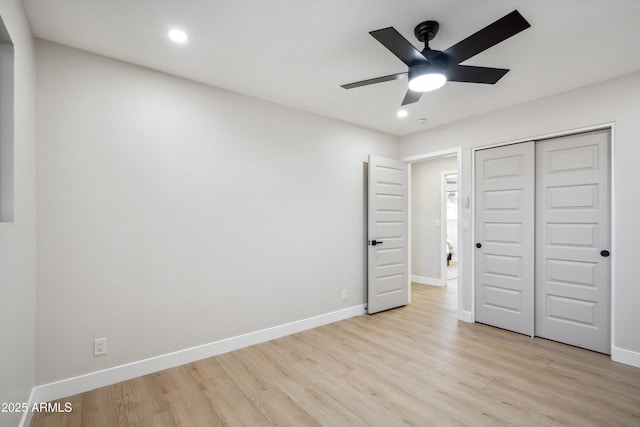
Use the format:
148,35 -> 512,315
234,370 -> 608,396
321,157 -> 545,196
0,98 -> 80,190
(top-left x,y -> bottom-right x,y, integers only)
367,155 -> 409,314
475,142 -> 535,336
535,130 -> 610,353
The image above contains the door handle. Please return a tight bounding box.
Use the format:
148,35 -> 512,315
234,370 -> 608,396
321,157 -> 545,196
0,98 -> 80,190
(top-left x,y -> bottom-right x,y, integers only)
600,250 -> 610,257
369,240 -> 384,246
476,243 -> 482,248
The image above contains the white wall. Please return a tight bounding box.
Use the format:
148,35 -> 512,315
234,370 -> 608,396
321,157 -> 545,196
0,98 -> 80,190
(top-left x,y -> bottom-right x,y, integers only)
411,156 -> 456,284
0,1 -> 36,426
400,71 -> 640,364
35,40 -> 399,384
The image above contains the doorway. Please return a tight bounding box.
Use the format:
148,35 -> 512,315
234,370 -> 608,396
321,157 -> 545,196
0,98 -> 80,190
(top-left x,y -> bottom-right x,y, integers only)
409,154 -> 459,293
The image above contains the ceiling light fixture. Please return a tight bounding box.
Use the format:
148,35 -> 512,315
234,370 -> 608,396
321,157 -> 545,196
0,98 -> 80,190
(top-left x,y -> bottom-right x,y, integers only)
408,72 -> 447,92
397,109 -> 408,118
168,29 -> 188,43
408,62 -> 447,92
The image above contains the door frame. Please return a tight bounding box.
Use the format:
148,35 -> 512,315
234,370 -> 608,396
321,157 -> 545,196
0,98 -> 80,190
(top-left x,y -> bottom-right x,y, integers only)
470,122 -> 615,354
402,148 -> 463,319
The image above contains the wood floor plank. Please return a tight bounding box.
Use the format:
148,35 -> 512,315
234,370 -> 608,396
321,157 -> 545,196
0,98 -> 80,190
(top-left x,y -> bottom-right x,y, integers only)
80,383 -> 127,427
127,411 -> 176,427
31,284 -> 640,427
196,368 -> 272,426
186,357 -> 227,383
246,342 -> 368,427
29,394 -> 82,427
121,373 -> 168,424
154,365 -> 223,426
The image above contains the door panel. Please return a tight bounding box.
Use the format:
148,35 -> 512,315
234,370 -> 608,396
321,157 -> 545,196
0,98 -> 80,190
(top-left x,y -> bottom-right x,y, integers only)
367,156 -> 409,314
535,130 -> 610,353
474,142 -> 535,335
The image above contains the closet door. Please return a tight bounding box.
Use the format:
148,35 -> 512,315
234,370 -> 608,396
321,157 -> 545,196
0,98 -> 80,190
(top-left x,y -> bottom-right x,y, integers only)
535,130 -> 610,354
475,142 -> 535,336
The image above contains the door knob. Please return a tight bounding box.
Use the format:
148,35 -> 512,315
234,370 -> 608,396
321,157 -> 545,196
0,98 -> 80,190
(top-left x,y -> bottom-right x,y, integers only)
476,243 -> 482,248
600,250 -> 610,257
369,240 -> 384,246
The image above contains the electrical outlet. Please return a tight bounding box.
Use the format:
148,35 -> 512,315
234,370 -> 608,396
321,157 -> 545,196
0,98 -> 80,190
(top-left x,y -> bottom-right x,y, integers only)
94,337 -> 107,356
342,289 -> 348,301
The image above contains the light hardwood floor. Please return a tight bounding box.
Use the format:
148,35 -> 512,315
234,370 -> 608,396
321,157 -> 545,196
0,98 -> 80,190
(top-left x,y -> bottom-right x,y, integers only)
32,283 -> 640,426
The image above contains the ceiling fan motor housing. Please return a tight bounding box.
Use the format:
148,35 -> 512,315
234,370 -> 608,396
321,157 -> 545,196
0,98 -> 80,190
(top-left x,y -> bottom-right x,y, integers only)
409,54 -> 447,78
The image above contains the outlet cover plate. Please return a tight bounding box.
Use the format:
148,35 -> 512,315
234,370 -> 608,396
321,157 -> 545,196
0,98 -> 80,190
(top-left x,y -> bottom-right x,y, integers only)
94,337 -> 107,356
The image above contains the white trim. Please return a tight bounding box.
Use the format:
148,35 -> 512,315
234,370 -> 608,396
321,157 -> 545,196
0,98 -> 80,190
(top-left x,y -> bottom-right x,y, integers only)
402,148 -> 457,163
412,275 -> 445,286
28,304 -> 365,405
609,123 -> 616,357
407,162 -> 412,305
471,122 -> 616,152
471,144 -> 477,323
611,346 -> 640,369
458,310 -> 474,323
18,388 -> 37,427
455,152 -> 463,317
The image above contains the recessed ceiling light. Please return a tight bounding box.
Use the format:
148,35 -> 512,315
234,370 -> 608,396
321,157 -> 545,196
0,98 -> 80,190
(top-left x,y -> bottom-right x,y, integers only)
168,29 -> 188,43
397,110 -> 408,118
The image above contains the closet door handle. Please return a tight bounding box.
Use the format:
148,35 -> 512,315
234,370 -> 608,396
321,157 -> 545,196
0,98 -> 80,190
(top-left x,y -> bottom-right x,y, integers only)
369,240 -> 383,246
600,250 -> 610,257
476,243 -> 482,248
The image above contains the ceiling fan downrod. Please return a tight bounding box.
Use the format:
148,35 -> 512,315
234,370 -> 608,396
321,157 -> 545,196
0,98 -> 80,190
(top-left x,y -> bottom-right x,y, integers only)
414,20 -> 439,52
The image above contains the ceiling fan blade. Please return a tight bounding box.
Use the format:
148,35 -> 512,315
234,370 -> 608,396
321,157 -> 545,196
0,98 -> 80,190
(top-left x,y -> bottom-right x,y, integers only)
401,90 -> 422,106
447,65 -> 509,84
442,10 -> 530,65
341,72 -> 407,89
370,27 -> 429,67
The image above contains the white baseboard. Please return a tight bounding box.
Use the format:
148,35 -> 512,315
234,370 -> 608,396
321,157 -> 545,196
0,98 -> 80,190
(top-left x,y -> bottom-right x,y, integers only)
18,388 -> 37,427
611,345 -> 640,368
26,304 -> 366,413
458,310 -> 474,323
411,275 -> 444,286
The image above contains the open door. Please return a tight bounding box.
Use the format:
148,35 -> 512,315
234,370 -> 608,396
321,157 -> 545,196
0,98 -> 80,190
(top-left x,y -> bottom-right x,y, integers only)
367,155 -> 409,314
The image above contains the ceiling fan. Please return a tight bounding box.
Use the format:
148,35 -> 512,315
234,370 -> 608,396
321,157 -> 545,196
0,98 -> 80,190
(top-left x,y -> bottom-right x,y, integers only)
341,10 -> 531,105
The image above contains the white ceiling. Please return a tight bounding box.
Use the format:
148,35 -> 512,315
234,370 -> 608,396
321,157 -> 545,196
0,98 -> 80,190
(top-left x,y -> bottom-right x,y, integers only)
22,0 -> 640,136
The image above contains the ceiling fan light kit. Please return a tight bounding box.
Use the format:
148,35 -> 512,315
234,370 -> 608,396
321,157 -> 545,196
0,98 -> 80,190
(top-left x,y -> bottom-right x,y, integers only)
341,10 -> 531,106
408,72 -> 446,92
407,61 -> 447,92
409,73 -> 447,92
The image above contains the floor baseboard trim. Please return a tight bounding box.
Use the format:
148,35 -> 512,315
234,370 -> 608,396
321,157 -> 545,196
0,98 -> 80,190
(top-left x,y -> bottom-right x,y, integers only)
458,310 -> 474,323
411,275 -> 444,286
18,387 -> 37,427
29,304 -> 366,406
611,345 -> 640,368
